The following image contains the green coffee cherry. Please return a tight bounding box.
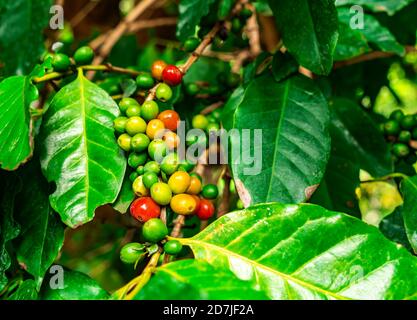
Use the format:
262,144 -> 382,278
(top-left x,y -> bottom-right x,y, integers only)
393,143 -> 410,158
131,133 -> 150,152
398,131 -> 412,143
192,115 -> 209,130
164,240 -> 183,255
185,83 -> 200,96
119,98 -> 140,114
183,37 -> 200,52
144,161 -> 161,175
150,183 -> 172,206
390,110 -> 404,122
142,219 -> 168,243
126,105 -> 141,118
128,152 -> 148,168
156,83 -> 173,102
120,243 -> 145,264
141,101 -> 159,122
113,117 -> 128,134
129,172 -> 139,182
143,172 -> 159,189
74,46 -> 94,65
400,115 -> 416,130
136,73 -> 155,89
384,120 -> 400,136
52,53 -> 71,72
126,117 -> 147,136
161,153 -> 180,175
148,140 -> 168,162
202,184 -> 219,200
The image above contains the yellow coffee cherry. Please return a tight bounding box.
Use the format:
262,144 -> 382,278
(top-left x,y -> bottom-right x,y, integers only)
170,194 -> 198,215
168,171 -> 191,194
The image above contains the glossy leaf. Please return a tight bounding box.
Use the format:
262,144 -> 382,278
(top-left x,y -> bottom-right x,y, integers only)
177,0 -> 217,41
180,203 -> 417,300
226,74 -> 330,205
8,280 -> 38,300
380,208 -> 412,251
0,0 -> 51,76
335,8 -> 404,61
335,0 -> 416,15
14,162 -> 65,288
0,76 -> 38,170
271,52 -> 299,83
136,260 -> 268,300
400,176 -> 417,253
268,0 -> 339,75
0,172 -> 21,291
41,269 -> 109,300
39,71 -> 126,228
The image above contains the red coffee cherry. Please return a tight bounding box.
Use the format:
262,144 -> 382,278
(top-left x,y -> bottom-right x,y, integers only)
162,65 -> 183,86
196,199 -> 215,220
130,197 -> 161,223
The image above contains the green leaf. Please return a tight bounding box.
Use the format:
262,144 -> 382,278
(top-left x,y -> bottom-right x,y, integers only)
113,174 -> 135,214
8,280 -> 38,300
0,76 -> 38,170
177,0 -> 217,41
136,260 -> 268,300
218,0 -> 234,19
0,171 -> 21,291
268,0 -> 339,75
41,269 -> 109,300
334,22 -> 370,61
335,8 -> 405,61
312,98 -> 393,215
39,71 -> 126,228
380,208 -> 412,251
227,74 -> 330,205
14,161 -> 65,289
335,0 -> 416,15
400,176 -> 417,253
0,0 -> 51,76
180,203 -> 417,300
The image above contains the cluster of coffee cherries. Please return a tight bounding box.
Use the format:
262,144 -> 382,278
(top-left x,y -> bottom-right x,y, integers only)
383,109 -> 417,164
114,61 -> 220,265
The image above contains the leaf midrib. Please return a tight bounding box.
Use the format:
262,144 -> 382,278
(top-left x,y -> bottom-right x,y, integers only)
181,238 -> 349,300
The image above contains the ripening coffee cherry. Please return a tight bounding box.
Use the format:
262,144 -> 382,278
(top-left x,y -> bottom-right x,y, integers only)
393,143 -> 410,158
141,101 -> 159,122
183,37 -> 200,52
202,184 -> 219,200
151,60 -> 168,81
117,134 -> 132,152
170,194 -> 198,215
148,140 -> 168,162
113,117 -> 128,134
131,133 -> 150,153
52,53 -> 71,72
142,218 -> 168,243
133,176 -> 149,197
161,153 -> 180,175
400,115 -> 416,130
186,176 -> 202,195
384,120 -> 400,136
164,240 -> 183,255
120,243 -> 145,264
192,115 -> 209,130
143,172 -> 159,189
162,65 -> 183,86
136,73 -> 155,89
130,197 -> 161,222
196,199 -> 215,220
128,152 -> 147,168
158,110 -> 180,132
144,161 -> 161,175
125,117 -> 147,136
126,105 -> 141,118
150,182 -> 173,206
398,131 -> 412,143
156,83 -> 173,102
146,119 -> 165,140
73,46 -> 94,65
168,171 -> 191,194
390,110 -> 405,122
162,131 -> 180,150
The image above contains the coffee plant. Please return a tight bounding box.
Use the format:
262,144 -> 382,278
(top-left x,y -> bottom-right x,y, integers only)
1,0 -> 417,301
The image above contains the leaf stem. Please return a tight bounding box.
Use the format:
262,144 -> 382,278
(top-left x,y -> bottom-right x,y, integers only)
361,172 -> 408,184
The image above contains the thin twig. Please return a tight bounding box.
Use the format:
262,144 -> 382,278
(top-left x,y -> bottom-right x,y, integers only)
201,101 -> 225,115
92,0 -> 157,67
70,0 -> 100,28
217,167 -> 231,218
246,3 -> 262,57
170,215 -> 186,238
